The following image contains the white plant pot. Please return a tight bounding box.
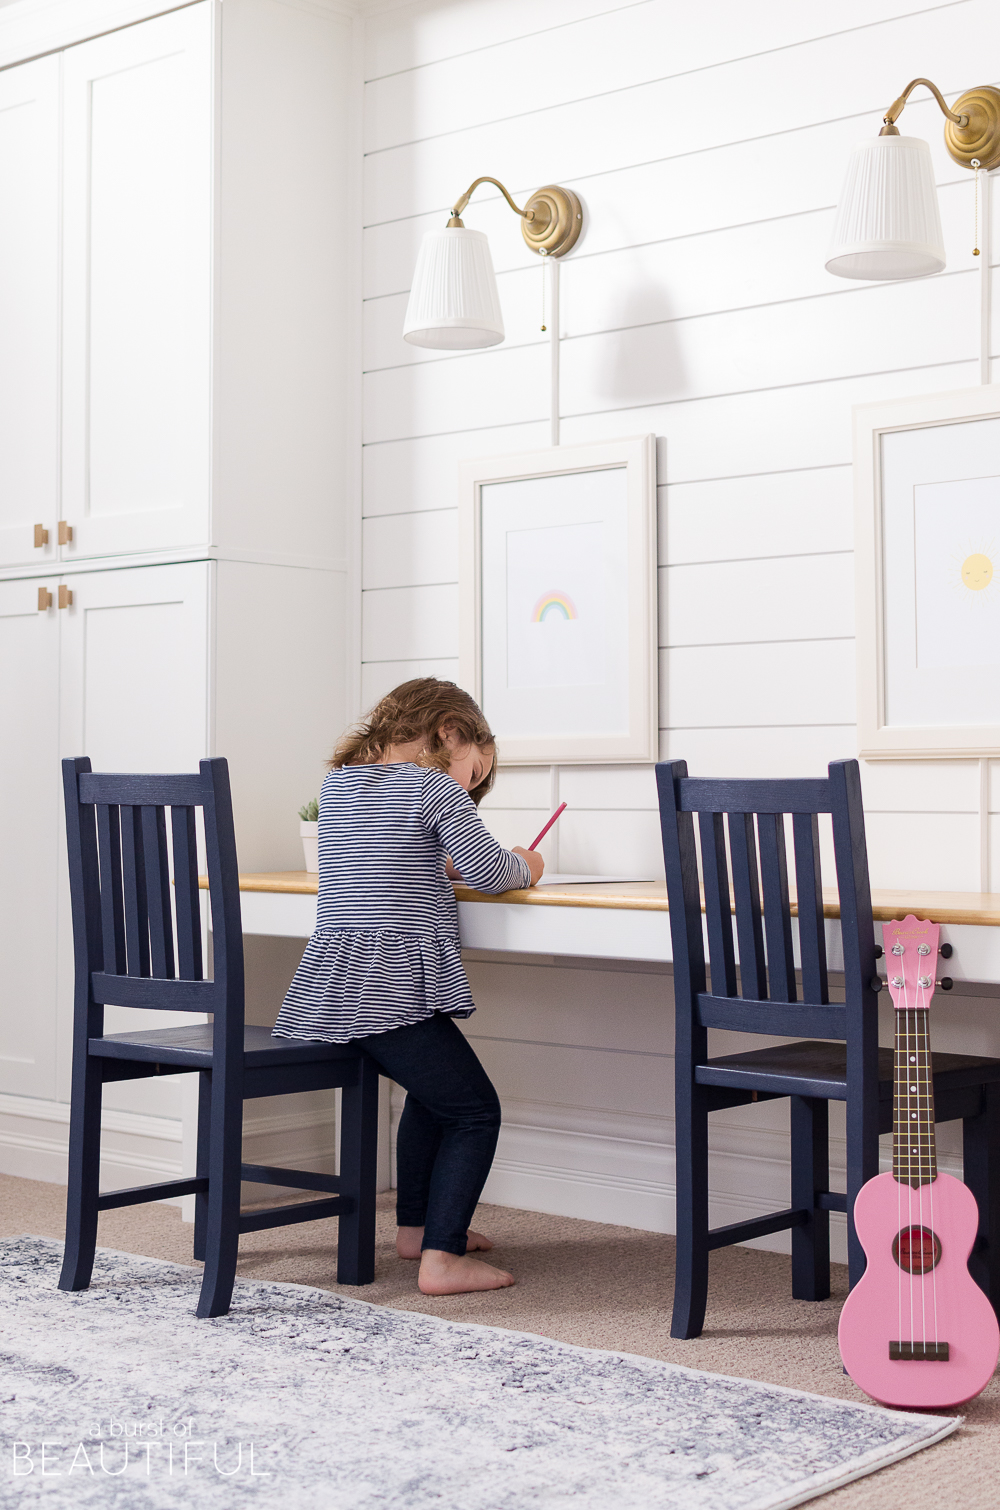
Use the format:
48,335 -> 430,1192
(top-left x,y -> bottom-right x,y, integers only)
300,820 -> 319,874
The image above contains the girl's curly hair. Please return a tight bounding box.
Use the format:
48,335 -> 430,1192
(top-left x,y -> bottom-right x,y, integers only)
331,678 -> 497,804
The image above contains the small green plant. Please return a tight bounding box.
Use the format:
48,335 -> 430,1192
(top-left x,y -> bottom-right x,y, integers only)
298,799 -> 319,822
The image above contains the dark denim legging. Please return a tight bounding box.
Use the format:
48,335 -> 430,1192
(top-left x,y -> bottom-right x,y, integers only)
353,1012 -> 501,1255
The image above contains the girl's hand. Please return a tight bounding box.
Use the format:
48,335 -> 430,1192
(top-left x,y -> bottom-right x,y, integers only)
512,846 -> 544,887
444,857 -> 462,881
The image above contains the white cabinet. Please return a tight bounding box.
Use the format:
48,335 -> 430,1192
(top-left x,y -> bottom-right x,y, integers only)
1,558 -> 345,1117
0,0 -> 352,570
58,562 -> 211,776
60,9 -> 213,561
0,0 -> 354,1194
0,57 -> 60,571
0,580 -> 61,1096
0,566 -> 211,1109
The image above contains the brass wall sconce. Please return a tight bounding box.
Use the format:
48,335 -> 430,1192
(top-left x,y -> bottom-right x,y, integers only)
403,176 -> 583,349
827,78 -> 1000,281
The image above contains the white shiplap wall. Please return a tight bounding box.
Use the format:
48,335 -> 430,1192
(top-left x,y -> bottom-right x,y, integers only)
360,0 -> 1000,1247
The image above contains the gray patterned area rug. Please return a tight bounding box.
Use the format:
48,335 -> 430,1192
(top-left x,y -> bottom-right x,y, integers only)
1,1236 -> 956,1509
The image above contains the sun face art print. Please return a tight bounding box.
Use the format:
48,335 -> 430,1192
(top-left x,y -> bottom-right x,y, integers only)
855,391 -> 1000,755
913,476 -> 1000,670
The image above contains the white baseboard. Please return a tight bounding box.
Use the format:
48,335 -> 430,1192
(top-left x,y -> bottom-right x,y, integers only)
477,1099 -> 964,1265
0,1092 -> 183,1197
6,1089 -> 961,1266
0,1087 -> 390,1222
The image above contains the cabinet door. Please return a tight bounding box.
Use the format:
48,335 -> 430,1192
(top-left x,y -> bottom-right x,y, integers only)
58,561 -> 211,776
56,561 -> 212,1112
0,580 -> 61,1097
60,5 -> 213,562
0,57 -> 60,571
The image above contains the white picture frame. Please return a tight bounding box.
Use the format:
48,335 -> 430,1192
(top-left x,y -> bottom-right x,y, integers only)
855,384 -> 1000,758
458,436 -> 657,765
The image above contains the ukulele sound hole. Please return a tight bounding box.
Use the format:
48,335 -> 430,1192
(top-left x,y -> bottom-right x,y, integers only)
892,1225 -> 942,1274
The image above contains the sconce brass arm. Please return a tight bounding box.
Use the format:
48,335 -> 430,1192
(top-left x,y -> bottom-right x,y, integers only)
877,77 -> 1000,169
448,177 -> 534,225
881,77 -> 968,133
444,176 -> 584,257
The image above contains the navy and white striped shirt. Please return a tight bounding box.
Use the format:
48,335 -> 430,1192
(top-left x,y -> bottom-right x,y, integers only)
272,762 -> 532,1043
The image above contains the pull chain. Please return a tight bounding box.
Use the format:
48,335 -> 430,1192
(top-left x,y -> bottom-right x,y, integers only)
540,261 -> 547,332
973,158 -> 981,256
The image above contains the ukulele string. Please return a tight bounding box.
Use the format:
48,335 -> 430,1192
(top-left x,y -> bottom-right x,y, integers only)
918,996 -> 936,1352
920,968 -> 940,1353
900,978 -> 906,1359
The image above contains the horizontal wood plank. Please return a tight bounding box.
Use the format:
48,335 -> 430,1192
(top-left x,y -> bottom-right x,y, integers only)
661,553 -> 853,648
661,468 -> 852,567
364,0 -> 963,151
558,362 -> 979,485
363,421 -> 548,516
360,657 -> 460,709
361,582 -> 458,660
362,508 -> 458,590
362,0 -> 941,82
661,640 -> 856,729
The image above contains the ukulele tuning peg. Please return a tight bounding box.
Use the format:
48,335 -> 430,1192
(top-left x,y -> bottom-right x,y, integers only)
917,975 -> 932,987
890,975 -> 904,988
873,944 -> 883,958
939,976 -> 954,991
869,976 -> 884,993
939,943 -> 953,958
917,943 -> 930,955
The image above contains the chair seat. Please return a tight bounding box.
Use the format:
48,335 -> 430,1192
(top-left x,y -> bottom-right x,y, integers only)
89,1023 -> 362,1069
696,1039 -> 1000,1101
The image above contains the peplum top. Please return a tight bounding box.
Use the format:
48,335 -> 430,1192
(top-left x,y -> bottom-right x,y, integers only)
271,762 -> 532,1044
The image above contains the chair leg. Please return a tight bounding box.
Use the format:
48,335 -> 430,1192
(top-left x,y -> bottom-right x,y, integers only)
193,1070 -> 211,1264
59,1057 -> 104,1292
790,1096 -> 831,1302
337,1056 -> 380,1285
963,1082 -> 1000,1320
197,1070 -> 243,1319
671,1083 -> 710,1339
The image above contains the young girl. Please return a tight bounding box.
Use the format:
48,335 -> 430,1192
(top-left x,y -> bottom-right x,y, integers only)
272,678 -> 543,1295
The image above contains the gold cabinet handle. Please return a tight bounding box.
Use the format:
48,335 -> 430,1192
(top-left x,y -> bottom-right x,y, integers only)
34,524 -> 49,548
58,521 -> 73,545
37,587 -> 53,611
58,584 -> 73,609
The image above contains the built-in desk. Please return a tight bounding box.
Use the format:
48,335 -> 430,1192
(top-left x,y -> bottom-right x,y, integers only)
217,873 -> 1000,989
205,873 -> 1000,1245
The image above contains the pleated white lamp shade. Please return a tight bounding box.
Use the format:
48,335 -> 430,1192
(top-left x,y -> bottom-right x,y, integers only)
403,226 -> 505,348
826,135 -> 946,280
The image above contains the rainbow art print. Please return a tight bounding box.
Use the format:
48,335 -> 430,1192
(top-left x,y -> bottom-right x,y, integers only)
532,591 -> 577,624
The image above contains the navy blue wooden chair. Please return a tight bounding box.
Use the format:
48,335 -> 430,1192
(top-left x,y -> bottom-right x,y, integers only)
60,756 -> 380,1318
658,757 -> 1000,1339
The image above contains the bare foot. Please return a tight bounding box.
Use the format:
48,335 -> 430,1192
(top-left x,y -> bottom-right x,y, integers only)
396,1226 -> 494,1260
417,1249 -> 514,1295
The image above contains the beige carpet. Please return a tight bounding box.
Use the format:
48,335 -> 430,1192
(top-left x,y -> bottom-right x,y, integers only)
3,1172 -> 997,1506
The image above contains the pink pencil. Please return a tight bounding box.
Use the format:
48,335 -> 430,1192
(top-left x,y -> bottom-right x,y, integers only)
528,802 -> 567,851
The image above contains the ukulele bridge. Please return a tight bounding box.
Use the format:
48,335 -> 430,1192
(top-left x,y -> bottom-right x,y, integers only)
889,1341 -> 950,1361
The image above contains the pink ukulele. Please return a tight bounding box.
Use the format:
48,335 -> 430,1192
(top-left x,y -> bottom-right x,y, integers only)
839,915 -> 999,1408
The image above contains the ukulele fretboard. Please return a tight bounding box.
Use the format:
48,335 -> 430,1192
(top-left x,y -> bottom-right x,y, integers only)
892,1007 -> 937,1187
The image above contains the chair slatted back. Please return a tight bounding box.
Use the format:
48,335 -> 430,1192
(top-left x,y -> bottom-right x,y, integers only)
62,759 -> 243,1025
656,761 -> 879,1049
